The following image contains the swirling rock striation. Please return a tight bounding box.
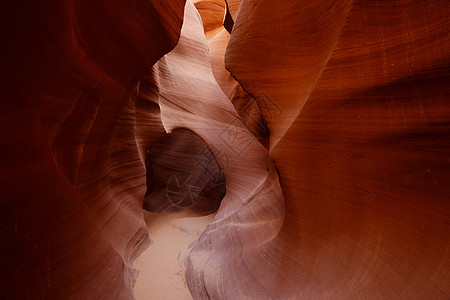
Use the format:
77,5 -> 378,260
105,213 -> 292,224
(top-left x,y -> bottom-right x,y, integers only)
147,2 -> 285,298
196,0 -> 270,147
225,0 -> 450,299
1,0 -> 185,298
1,0 -> 449,299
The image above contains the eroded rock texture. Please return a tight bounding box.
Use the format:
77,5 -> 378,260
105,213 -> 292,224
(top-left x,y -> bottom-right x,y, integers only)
142,2 -> 285,297
197,0 -> 270,147
1,0 -> 186,298
224,0 -> 450,299
1,0 -> 449,299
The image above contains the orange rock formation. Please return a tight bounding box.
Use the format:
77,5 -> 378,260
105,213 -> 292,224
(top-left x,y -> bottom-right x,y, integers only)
1,0 -> 449,299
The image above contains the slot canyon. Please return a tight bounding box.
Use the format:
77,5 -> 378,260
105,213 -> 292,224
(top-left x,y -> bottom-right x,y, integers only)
1,0 -> 449,299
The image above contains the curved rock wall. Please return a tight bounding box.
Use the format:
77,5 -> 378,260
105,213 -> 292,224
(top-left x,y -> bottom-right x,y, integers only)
199,0 -> 270,147
1,0 -> 185,298
225,0 -> 450,298
1,0 -> 449,299
148,3 -> 285,298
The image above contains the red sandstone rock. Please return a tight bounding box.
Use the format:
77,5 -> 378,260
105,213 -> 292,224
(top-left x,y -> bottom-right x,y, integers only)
194,0 -> 226,35
0,0 -> 185,298
225,0 -> 241,21
1,0 -> 449,299
226,0 -> 450,298
149,3 -> 285,298
199,1 -> 269,147
226,1 -> 355,150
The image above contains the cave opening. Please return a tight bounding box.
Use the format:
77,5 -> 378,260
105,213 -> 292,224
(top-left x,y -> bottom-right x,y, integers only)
134,128 -> 226,298
143,128 -> 226,214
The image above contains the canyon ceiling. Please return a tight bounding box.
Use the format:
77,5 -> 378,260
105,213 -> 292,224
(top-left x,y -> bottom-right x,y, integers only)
1,0 -> 449,299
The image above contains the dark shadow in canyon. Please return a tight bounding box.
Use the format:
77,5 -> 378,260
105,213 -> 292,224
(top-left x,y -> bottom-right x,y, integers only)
143,128 -> 226,213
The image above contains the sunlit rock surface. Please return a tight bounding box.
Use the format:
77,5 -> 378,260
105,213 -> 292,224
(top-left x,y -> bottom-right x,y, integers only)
1,0 -> 449,299
197,0 -> 270,147
224,0 -> 241,21
147,4 -> 285,297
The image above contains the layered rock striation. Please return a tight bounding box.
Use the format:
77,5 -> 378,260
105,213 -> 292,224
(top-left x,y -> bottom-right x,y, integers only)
1,0 -> 186,298
1,0 -> 449,299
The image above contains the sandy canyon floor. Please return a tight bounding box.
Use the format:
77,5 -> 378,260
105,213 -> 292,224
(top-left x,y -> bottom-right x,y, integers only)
133,211 -> 214,299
